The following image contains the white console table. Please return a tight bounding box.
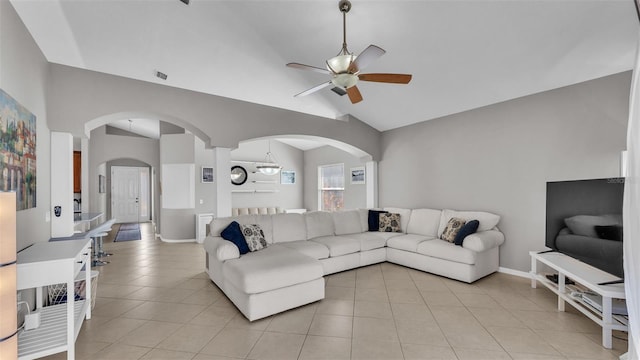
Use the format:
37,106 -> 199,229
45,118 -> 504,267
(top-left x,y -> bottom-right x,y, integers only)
530,251 -> 626,349
17,239 -> 92,359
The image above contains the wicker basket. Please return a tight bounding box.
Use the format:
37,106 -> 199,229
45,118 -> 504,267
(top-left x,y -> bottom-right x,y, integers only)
47,270 -> 99,309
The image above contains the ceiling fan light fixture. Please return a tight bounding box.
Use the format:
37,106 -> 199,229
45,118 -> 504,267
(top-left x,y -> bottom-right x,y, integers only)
327,54 -> 355,74
331,73 -> 358,89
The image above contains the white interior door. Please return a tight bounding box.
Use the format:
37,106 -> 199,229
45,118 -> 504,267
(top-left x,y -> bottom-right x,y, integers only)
112,166 -> 150,223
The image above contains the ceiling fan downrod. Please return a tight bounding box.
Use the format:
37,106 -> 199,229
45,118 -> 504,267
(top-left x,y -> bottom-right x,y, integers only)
338,0 -> 352,56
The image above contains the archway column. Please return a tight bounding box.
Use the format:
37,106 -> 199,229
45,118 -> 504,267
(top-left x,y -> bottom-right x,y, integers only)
213,147 -> 232,218
366,161 -> 378,209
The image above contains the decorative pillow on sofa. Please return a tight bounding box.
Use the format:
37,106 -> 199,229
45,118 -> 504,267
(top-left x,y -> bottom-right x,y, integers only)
368,210 -> 388,231
454,220 -> 479,246
221,221 -> 250,254
240,224 -> 268,252
379,213 -> 402,233
441,217 -> 466,243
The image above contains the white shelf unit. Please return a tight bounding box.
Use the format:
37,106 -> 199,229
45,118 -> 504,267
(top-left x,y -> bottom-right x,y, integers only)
17,239 -> 92,360
529,251 -> 626,349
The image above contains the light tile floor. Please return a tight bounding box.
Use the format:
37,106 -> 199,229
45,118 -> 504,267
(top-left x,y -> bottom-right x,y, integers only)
42,223 -> 627,359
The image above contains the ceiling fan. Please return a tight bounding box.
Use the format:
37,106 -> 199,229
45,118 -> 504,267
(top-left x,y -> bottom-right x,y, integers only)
287,0 -> 412,104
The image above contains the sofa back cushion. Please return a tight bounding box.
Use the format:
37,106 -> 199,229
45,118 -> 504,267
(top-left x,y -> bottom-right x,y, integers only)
383,207 -> 412,233
438,209 -> 500,237
305,211 -> 335,239
210,215 -> 256,237
333,209 -> 364,235
253,215 -> 274,244
407,209 -> 442,237
272,213 -> 307,243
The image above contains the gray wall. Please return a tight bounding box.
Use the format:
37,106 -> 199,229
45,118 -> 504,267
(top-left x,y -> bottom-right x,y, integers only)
1,1 -> 52,251
89,126 -> 161,229
47,64 -> 381,160
230,140 -> 304,210
379,72 -> 630,272
304,145 -> 368,211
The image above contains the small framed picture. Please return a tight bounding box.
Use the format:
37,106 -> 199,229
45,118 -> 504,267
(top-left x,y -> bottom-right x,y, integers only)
281,170 -> 296,185
201,166 -> 214,183
350,166 -> 365,185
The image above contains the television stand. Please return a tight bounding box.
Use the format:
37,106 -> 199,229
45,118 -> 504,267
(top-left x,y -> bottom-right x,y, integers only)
530,251 -> 627,349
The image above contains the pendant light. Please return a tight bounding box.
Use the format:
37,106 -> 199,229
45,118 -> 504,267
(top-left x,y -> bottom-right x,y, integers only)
256,140 -> 282,175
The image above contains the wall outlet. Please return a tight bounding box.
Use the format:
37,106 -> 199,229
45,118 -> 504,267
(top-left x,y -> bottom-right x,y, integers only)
199,199 -> 204,205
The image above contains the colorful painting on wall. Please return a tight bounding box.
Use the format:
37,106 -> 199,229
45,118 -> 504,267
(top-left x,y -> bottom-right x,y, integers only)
0,88 -> 37,210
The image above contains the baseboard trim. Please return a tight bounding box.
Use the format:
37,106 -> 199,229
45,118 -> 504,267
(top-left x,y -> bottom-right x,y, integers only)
498,266 -> 531,279
158,235 -> 196,243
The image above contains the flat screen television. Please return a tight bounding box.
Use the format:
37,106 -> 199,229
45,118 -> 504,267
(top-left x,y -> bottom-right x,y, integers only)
545,178 -> 624,279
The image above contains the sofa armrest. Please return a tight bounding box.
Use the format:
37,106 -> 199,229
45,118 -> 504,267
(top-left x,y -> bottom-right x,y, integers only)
203,235 -> 240,261
462,230 -> 505,252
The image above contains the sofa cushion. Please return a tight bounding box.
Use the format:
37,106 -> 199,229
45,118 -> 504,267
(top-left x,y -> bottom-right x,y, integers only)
417,239 -> 476,265
454,220 -> 479,246
240,224 -> 268,252
383,207 -> 411,233
272,213 -> 307,243
305,211 -> 335,239
441,217 -> 467,242
333,209 -> 363,235
358,209 -> 369,232
279,240 -> 330,260
253,215 -> 274,244
387,234 -> 432,252
210,215 -> 256,237
310,236 -> 361,257
223,245 -> 324,294
368,209 -> 388,231
438,210 -> 500,237
341,233 -> 387,251
379,213 -> 402,232
221,221 -> 250,255
407,209 -> 442,237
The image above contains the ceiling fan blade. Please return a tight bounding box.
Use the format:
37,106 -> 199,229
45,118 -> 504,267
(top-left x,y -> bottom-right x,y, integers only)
349,45 -> 386,73
346,86 -> 363,104
294,81 -> 332,97
286,63 -> 330,75
359,73 -> 412,84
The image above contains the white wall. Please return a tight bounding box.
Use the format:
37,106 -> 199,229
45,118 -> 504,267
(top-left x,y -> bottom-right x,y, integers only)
230,139 -> 303,210
304,145 -> 368,211
380,72 -> 630,272
1,1 -> 52,250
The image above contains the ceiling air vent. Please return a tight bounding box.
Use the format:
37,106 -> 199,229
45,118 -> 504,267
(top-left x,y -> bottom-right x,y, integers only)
155,71 -> 168,80
331,87 -> 347,96
179,0 -> 190,5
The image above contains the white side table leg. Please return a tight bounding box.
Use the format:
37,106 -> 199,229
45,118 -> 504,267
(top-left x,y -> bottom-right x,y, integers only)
531,254 -> 537,288
602,296 -> 613,349
557,273 -> 565,312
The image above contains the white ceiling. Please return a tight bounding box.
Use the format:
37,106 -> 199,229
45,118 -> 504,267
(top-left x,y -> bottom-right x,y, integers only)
10,0 -> 639,132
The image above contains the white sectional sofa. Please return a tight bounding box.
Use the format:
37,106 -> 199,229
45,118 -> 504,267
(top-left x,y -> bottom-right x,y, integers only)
203,207 -> 504,321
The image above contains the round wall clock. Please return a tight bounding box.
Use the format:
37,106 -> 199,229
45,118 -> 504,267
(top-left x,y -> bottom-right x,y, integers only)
230,166 -> 248,185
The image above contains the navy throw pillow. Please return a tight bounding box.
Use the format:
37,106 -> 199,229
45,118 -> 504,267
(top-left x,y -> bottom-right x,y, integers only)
454,220 -> 480,246
368,210 -> 388,231
221,221 -> 250,254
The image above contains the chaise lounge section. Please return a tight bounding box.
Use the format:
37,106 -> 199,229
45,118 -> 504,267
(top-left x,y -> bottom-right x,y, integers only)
203,207 -> 504,321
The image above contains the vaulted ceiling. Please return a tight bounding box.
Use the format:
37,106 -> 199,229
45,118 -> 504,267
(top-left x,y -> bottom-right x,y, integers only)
10,0 -> 639,132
